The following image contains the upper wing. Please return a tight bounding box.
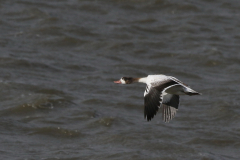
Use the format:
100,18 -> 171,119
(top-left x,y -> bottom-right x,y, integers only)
152,78 -> 178,90
169,76 -> 189,87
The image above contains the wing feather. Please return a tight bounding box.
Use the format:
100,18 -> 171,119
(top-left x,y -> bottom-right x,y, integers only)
144,86 -> 161,121
144,78 -> 181,122
161,94 -> 179,122
169,76 -> 189,87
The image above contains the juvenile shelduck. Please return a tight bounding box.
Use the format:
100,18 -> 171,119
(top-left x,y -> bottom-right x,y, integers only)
114,74 -> 201,122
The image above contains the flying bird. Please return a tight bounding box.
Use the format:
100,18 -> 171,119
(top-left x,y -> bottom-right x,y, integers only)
114,74 -> 201,122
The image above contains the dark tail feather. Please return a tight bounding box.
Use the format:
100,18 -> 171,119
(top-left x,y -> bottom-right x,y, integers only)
185,92 -> 202,96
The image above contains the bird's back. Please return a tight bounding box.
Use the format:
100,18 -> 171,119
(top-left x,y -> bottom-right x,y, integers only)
147,74 -> 170,84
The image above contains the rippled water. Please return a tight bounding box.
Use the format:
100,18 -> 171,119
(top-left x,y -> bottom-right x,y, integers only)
1,0 -> 240,159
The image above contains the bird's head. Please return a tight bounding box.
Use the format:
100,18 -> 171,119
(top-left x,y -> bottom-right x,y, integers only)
114,77 -> 134,84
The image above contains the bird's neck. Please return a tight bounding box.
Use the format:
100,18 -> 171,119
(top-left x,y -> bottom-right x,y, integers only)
133,77 -> 147,84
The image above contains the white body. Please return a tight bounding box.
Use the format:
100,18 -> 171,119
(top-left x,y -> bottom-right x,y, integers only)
141,75 -> 197,96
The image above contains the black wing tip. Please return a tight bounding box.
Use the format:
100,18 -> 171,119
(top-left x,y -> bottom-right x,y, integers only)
144,105 -> 159,122
144,114 -> 153,121
147,118 -> 152,121
144,109 -> 158,121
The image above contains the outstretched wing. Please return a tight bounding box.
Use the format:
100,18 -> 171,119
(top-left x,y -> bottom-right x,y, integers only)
144,79 -> 178,121
161,94 -> 179,122
144,85 -> 161,121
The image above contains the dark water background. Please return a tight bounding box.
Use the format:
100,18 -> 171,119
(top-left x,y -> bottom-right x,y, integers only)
1,0 -> 240,159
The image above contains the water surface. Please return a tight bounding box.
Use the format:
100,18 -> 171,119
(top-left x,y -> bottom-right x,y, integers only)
0,0 -> 240,159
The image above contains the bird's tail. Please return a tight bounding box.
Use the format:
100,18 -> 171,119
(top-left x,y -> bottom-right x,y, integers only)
184,87 -> 201,96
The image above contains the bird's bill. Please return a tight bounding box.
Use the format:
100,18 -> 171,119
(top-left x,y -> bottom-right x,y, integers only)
114,80 -> 121,84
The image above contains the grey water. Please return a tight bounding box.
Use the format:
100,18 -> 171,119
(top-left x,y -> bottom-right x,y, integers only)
0,0 -> 240,159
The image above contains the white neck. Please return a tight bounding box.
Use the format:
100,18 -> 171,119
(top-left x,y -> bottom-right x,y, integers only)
137,77 -> 147,84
